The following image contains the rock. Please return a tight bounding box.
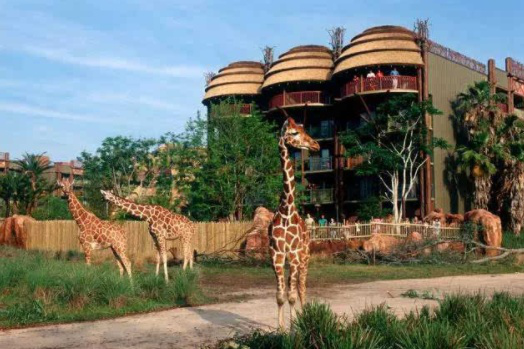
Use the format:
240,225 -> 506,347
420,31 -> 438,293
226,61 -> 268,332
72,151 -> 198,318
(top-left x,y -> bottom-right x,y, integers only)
406,231 -> 423,243
424,208 -> 446,224
244,207 -> 274,256
464,209 -> 502,257
445,213 -> 464,226
362,233 -> 401,254
0,215 -> 36,248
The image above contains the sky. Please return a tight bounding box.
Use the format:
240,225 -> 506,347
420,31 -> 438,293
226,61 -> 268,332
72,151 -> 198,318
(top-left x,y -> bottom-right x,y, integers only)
1,0 -> 523,161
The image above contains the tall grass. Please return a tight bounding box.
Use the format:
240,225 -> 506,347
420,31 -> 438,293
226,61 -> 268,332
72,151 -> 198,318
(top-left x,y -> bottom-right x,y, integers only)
0,246 -> 203,328
227,294 -> 524,349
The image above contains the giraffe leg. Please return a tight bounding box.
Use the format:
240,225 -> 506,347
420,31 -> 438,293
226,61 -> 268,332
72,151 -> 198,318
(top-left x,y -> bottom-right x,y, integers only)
182,240 -> 192,270
271,249 -> 286,330
298,259 -> 309,307
83,246 -> 92,266
287,252 -> 300,324
151,233 -> 161,276
157,237 -> 169,283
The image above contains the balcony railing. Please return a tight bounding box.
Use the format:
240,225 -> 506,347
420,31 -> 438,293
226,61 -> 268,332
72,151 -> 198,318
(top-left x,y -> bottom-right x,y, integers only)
296,157 -> 333,172
305,188 -> 334,204
340,76 -> 418,98
269,91 -> 328,109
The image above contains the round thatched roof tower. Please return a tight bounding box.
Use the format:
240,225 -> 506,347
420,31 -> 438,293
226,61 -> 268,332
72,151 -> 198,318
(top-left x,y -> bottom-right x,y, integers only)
333,26 -> 423,77
262,45 -> 333,90
203,61 -> 264,103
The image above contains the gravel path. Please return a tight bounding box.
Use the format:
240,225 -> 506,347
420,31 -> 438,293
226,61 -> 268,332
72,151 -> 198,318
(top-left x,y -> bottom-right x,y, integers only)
1,273 -> 523,349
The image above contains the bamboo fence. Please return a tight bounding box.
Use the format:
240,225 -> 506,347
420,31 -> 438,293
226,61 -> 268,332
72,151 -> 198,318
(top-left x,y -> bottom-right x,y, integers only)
24,220 -> 252,263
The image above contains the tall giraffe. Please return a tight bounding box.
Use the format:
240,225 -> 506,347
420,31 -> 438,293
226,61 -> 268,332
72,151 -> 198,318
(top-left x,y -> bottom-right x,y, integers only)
57,179 -> 132,278
270,111 -> 320,329
100,191 -> 195,282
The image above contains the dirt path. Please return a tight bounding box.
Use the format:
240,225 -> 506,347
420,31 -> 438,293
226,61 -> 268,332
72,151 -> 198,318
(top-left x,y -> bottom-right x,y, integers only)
2,273 -> 524,349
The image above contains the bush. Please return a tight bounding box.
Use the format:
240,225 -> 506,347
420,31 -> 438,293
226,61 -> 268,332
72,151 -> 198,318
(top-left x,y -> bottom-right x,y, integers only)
231,294 -> 524,349
32,195 -> 72,220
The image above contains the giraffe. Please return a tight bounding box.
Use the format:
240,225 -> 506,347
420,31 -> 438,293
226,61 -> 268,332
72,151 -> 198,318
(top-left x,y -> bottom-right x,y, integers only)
270,110 -> 320,329
100,190 -> 195,282
57,179 -> 132,279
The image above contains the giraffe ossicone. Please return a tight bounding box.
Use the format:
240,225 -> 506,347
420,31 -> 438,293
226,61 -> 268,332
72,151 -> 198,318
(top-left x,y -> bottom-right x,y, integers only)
100,190 -> 195,282
57,179 -> 132,279
270,109 -> 320,329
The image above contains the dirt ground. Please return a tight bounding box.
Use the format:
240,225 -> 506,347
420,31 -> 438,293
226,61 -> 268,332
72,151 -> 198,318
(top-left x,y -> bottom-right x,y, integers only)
1,273 -> 523,349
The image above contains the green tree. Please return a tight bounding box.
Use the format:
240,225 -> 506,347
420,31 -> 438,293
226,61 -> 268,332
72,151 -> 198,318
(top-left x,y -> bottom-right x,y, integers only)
79,136 -> 157,216
342,95 -> 447,222
11,153 -> 53,215
453,81 -> 506,209
188,101 -> 280,221
0,172 -> 31,217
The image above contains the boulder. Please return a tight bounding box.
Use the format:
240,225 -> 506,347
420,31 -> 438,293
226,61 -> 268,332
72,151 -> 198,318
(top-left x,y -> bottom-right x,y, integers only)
0,215 -> 36,248
463,209 -> 502,257
424,208 -> 446,224
244,207 -> 274,256
362,233 -> 401,254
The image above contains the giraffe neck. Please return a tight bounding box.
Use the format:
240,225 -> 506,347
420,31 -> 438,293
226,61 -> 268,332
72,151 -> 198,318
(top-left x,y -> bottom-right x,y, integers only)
67,192 -> 94,229
107,194 -> 153,220
278,137 -> 296,216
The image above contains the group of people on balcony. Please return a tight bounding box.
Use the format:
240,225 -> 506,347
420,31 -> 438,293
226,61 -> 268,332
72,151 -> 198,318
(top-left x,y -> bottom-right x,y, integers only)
350,68 -> 401,93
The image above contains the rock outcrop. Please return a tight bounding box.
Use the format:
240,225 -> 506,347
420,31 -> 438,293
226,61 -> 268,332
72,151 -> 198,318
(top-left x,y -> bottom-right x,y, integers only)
362,233 -> 402,254
0,215 -> 36,248
244,207 -> 274,256
464,209 -> 502,257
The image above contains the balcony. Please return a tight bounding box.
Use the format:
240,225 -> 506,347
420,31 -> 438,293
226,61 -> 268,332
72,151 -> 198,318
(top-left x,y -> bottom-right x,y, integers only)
269,91 -> 329,109
340,76 -> 418,99
305,188 -> 334,204
296,157 -> 333,172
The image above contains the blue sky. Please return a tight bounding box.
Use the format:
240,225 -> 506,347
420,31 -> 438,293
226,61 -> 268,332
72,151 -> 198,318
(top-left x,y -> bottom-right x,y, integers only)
1,0 -> 523,161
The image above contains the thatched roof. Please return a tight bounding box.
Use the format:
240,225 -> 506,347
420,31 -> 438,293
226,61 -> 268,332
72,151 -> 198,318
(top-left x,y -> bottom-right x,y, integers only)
262,45 -> 334,89
203,61 -> 264,101
333,26 -> 423,76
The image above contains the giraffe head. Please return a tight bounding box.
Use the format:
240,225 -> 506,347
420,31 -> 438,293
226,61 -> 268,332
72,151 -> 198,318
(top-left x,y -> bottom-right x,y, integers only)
57,178 -> 74,196
281,116 -> 320,152
100,190 -> 116,202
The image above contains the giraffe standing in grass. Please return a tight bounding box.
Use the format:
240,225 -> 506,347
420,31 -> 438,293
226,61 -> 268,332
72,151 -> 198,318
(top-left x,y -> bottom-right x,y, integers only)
57,179 -> 132,279
100,191 -> 195,282
270,109 -> 320,329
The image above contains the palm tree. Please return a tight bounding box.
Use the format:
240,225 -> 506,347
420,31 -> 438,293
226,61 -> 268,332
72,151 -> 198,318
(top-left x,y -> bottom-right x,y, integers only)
12,153 -> 54,214
454,81 -> 505,209
13,153 -> 53,191
497,115 -> 524,235
0,172 -> 31,217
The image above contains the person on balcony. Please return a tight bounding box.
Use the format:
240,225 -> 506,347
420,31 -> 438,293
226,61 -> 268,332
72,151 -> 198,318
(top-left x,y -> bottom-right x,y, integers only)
376,69 -> 384,89
318,215 -> 327,227
390,68 -> 400,89
367,70 -> 377,90
352,75 -> 360,94
329,218 -> 337,239
305,213 -> 315,231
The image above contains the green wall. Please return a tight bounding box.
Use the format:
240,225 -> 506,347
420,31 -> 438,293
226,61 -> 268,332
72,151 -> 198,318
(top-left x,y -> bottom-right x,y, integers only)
428,52 -> 487,213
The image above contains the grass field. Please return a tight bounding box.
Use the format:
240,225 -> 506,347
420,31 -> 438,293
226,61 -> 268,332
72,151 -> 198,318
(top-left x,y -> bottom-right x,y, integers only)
1,245 -> 523,328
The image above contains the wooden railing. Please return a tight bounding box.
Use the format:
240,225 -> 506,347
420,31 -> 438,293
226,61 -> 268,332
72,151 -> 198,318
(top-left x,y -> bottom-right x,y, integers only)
269,91 -> 328,109
310,222 -> 461,240
296,157 -> 333,172
340,76 -> 418,98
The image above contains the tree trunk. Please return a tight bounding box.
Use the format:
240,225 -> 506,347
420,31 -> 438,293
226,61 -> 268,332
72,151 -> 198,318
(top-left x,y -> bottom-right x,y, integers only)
509,168 -> 524,235
473,175 -> 491,210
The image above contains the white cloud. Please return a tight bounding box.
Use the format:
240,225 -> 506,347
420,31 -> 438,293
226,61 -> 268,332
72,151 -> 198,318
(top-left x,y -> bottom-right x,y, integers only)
24,47 -> 205,78
0,102 -> 115,124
